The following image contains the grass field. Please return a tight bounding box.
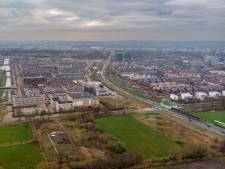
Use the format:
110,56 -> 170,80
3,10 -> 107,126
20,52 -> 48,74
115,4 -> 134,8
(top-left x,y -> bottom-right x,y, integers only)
0,106 -> 5,122
96,115 -> 181,158
0,123 -> 42,169
0,144 -> 42,169
100,96 -> 149,109
0,123 -> 33,144
193,111 -> 225,124
0,71 -> 5,99
107,77 -> 161,102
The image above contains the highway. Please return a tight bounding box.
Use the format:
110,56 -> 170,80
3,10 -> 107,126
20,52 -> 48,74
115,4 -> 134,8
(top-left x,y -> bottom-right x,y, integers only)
101,51 -> 225,137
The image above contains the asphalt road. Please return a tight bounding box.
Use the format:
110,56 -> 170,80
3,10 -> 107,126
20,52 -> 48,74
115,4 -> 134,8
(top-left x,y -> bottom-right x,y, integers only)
101,52 -> 225,137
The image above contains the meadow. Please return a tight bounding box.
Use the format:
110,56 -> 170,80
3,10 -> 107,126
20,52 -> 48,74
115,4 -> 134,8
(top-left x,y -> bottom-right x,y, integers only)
0,144 -> 42,169
107,77 -> 161,102
0,71 -> 5,98
100,96 -> 149,110
0,123 -> 42,169
0,123 -> 33,144
96,115 -> 181,158
193,111 -> 225,124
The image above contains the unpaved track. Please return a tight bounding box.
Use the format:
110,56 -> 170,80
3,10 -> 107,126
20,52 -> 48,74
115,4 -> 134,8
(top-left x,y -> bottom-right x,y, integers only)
162,161 -> 225,169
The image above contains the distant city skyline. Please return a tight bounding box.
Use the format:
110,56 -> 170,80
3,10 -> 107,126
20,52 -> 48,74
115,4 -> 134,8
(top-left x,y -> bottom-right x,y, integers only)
0,0 -> 225,41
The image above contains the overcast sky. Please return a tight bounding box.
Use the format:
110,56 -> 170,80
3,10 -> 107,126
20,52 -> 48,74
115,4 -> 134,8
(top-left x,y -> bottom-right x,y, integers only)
0,0 -> 225,41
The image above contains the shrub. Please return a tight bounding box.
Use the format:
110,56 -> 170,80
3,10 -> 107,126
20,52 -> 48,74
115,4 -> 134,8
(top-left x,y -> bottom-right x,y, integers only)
182,144 -> 209,160
36,162 -> 57,169
71,164 -> 84,169
84,152 -> 143,169
111,144 -> 126,154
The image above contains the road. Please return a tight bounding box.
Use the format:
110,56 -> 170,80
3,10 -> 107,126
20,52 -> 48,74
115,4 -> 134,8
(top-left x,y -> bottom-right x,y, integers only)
101,51 -> 225,137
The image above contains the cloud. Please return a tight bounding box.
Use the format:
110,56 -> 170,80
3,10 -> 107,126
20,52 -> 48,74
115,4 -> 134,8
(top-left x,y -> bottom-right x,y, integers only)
0,0 -> 224,40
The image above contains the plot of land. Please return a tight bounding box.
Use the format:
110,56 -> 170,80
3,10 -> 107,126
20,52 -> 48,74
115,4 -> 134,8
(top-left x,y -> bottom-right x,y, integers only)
100,96 -> 149,110
0,144 -> 42,169
0,123 -> 33,144
0,123 -> 42,169
96,115 -> 181,158
108,76 -> 161,102
193,111 -> 225,124
160,161 -> 225,169
135,111 -> 223,158
0,106 -> 5,122
0,71 -> 5,98
34,119 -> 118,166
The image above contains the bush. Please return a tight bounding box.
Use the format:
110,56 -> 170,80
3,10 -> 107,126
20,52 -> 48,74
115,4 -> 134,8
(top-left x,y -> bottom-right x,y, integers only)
84,152 -> 143,169
80,114 -> 95,123
36,162 -> 57,169
182,144 -> 209,160
111,144 -> 126,154
71,164 -> 84,169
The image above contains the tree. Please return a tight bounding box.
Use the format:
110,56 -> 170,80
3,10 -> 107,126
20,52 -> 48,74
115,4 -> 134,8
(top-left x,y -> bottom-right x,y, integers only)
84,152 -> 143,169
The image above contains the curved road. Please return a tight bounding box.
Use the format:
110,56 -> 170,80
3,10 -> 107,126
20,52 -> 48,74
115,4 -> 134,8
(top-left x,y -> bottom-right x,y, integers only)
101,51 -> 225,137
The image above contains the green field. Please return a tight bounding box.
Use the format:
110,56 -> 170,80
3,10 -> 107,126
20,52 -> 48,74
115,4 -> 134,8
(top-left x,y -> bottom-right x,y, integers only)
0,123 -> 33,144
193,111 -> 225,124
0,71 -> 5,98
96,115 -> 181,158
107,77 -> 161,102
0,123 -> 42,169
0,144 -> 42,169
0,106 -> 5,122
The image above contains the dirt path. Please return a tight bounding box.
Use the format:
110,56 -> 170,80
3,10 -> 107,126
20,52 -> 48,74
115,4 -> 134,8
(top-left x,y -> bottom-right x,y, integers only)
161,161 -> 225,169
0,140 -> 33,147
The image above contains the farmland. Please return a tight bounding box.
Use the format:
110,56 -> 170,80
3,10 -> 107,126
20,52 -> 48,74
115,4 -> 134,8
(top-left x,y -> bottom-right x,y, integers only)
100,96 -> 149,110
0,71 -> 5,98
0,123 -> 42,169
135,111 -> 223,156
193,111 -> 225,124
33,117 -> 143,168
0,144 -> 42,169
107,76 -> 161,102
96,115 -> 181,158
0,123 -> 33,144
0,106 -> 5,122
0,71 -> 5,121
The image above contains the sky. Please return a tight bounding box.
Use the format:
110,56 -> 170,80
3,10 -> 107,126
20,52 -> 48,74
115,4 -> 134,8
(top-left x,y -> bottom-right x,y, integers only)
0,0 -> 225,41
